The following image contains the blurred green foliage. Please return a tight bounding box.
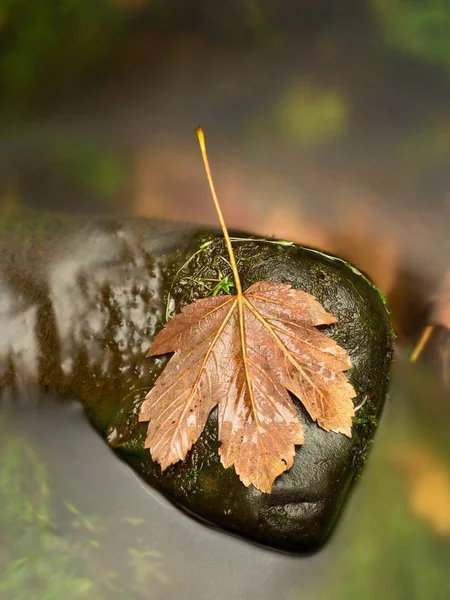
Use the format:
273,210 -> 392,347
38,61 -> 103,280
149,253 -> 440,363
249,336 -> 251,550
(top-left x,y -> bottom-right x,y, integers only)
0,437 -> 51,533
0,0 -> 126,115
276,84 -> 348,147
0,435 -> 102,600
398,115 -> 450,177
0,135 -> 128,214
252,83 -> 348,148
52,137 -> 127,202
0,425 -> 167,599
372,0 -> 450,69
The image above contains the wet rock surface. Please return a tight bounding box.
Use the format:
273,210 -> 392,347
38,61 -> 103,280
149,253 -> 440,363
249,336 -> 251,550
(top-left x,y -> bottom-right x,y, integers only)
0,212 -> 393,552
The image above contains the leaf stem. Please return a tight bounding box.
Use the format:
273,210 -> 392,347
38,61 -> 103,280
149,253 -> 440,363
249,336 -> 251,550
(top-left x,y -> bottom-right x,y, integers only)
196,127 -> 243,296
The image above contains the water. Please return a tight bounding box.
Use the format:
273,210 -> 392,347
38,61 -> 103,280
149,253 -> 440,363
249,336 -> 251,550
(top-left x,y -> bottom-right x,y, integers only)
0,397 -> 318,599
1,360 -> 449,600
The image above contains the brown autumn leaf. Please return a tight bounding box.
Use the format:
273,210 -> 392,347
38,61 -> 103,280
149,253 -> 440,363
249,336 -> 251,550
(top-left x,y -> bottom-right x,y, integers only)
139,127 -> 356,493
139,281 -> 356,493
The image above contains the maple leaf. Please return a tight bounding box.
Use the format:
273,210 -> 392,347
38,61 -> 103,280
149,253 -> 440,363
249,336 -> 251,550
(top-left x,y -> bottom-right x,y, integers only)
139,128 -> 356,493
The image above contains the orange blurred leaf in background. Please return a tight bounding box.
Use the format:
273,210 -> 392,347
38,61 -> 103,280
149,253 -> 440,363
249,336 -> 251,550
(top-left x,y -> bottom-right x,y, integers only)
396,445 -> 450,536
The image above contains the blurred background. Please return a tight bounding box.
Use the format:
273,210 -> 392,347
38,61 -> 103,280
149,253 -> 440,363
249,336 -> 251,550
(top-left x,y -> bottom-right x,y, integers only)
1,1 -> 450,599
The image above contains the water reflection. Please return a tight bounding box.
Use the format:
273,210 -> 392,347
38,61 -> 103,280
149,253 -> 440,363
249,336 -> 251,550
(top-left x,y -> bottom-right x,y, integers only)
1,359 -> 449,599
0,398 -> 316,600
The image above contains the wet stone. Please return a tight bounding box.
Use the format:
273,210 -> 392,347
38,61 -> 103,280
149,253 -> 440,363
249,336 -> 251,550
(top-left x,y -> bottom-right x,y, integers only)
0,212 -> 393,552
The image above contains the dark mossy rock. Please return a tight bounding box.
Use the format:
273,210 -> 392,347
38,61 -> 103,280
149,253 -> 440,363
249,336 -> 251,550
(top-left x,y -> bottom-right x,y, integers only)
0,211 -> 393,552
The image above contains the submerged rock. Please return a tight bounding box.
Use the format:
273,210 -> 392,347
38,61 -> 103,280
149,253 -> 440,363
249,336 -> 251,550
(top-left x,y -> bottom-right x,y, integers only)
0,211 -> 393,552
